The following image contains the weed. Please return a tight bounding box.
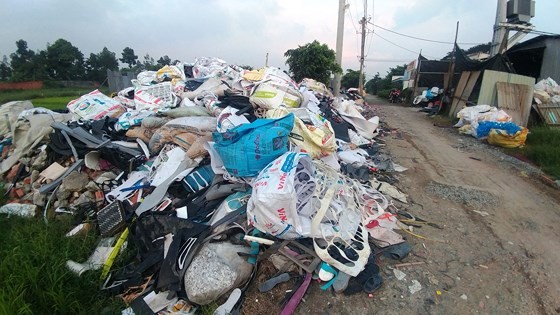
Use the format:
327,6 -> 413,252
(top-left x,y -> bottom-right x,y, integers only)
0,215 -> 125,314
0,87 -> 110,106
29,96 -> 76,110
524,126 -> 560,179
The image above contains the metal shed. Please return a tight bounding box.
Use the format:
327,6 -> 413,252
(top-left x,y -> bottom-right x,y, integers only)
507,35 -> 560,83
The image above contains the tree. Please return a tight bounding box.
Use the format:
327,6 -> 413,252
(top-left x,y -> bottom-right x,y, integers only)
0,55 -> 12,81
141,54 -> 159,71
239,65 -> 254,70
341,69 -> 362,89
365,72 -> 382,95
10,40 -> 36,81
284,40 -> 341,84
120,47 -> 138,68
157,55 -> 172,67
45,39 -> 84,80
465,42 -> 491,55
364,64 -> 407,95
441,42 -> 491,60
87,47 -> 119,82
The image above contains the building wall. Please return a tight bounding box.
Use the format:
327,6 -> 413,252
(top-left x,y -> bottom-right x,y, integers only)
540,39 -> 560,82
0,81 -> 43,91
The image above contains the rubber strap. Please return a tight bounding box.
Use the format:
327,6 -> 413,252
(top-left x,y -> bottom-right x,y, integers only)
280,273 -> 312,315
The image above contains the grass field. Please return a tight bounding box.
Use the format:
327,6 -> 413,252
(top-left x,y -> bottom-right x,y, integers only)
30,96 -> 77,110
0,216 -> 125,314
524,126 -> 560,179
0,87 -> 110,110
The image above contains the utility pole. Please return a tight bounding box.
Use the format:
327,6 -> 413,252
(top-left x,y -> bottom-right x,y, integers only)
490,0 -> 507,56
358,0 -> 367,96
265,52 -> 269,67
446,21 -> 459,91
333,0 -> 346,97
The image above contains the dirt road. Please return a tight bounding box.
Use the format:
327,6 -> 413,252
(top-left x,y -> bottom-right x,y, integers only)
296,98 -> 560,315
370,98 -> 560,314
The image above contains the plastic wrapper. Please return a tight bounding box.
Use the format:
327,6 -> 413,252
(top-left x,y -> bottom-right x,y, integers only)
67,89 -> 124,121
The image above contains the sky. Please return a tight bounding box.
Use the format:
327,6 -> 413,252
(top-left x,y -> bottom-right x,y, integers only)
1,0 -> 559,81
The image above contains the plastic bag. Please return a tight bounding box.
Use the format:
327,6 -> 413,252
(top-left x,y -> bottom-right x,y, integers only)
149,117 -> 216,154
250,82 -> 303,109
310,162 -> 370,276
192,57 -> 237,79
134,82 -> 178,110
535,77 -> 558,94
134,71 -> 157,86
67,89 -> 124,121
156,65 -> 185,82
133,90 -> 165,110
266,108 -> 335,158
487,127 -> 528,148
212,113 -> 294,177
247,152 -> 317,239
336,100 -> 378,139
217,106 -> 250,133
299,78 -> 332,96
475,121 -> 520,139
116,110 -> 154,130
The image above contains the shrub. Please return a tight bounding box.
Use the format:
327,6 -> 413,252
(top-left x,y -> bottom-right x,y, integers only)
377,89 -> 392,99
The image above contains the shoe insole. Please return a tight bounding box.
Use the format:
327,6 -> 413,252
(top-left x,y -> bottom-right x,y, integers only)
214,288 -> 241,315
259,273 -> 291,293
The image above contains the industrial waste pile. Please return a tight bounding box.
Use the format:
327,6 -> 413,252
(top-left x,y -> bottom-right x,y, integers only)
0,58 -> 420,315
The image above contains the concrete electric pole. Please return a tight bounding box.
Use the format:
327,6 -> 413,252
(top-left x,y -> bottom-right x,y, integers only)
358,0 -> 367,96
333,0 -> 346,97
491,0 -> 535,56
490,0 -> 507,56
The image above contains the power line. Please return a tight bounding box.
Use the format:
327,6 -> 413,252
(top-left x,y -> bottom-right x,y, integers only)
364,0 -> 374,57
366,31 -> 374,57
373,32 -> 438,59
371,23 -> 485,46
527,29 -> 560,36
364,58 -> 418,62
345,1 -> 361,56
346,1 -> 359,33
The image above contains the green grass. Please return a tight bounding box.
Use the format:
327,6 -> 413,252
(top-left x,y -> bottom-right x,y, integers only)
524,126 -> 560,179
30,96 -> 76,110
0,184 -> 125,314
0,87 -> 110,110
0,215 -> 125,314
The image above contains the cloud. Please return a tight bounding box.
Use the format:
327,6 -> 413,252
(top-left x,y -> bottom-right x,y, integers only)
0,0 -> 559,81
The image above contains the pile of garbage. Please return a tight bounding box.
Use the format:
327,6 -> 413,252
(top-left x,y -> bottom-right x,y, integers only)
533,77 -> 560,106
454,105 -> 528,148
0,57 -> 420,314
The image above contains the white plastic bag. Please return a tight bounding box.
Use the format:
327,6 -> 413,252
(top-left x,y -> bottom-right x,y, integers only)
217,106 -> 249,133
67,90 -> 124,121
247,152 -> 316,239
250,82 -> 303,109
134,71 -> 157,86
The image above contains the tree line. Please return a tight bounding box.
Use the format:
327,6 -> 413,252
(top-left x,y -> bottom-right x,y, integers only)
0,37 -> 411,97
0,38 -> 176,83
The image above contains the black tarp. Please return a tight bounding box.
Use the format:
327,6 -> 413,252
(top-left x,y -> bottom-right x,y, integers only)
453,44 -> 514,73
418,60 -> 450,73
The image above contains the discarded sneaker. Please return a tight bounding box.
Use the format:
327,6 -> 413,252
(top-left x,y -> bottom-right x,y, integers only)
332,271 -> 351,293
344,262 -> 382,295
66,237 -> 116,276
382,242 -> 412,261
